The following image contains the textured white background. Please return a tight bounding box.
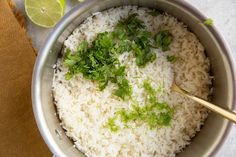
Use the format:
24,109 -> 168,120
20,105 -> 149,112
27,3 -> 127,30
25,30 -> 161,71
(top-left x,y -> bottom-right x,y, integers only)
13,0 -> 236,156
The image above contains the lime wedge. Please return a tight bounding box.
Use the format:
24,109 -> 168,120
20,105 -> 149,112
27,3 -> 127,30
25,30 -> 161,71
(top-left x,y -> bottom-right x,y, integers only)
25,0 -> 65,28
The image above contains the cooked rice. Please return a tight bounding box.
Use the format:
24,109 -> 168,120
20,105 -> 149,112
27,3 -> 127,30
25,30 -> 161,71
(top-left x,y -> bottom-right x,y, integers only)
52,6 -> 211,157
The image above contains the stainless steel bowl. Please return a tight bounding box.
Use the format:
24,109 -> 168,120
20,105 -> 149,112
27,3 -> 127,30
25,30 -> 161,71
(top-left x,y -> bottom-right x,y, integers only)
32,0 -> 236,157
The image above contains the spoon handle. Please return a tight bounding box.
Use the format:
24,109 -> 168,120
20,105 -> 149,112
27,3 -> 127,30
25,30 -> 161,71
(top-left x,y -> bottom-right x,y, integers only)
172,83 -> 236,123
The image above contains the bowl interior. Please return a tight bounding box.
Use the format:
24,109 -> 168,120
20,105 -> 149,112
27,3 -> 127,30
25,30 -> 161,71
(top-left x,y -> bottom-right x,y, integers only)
33,0 -> 234,157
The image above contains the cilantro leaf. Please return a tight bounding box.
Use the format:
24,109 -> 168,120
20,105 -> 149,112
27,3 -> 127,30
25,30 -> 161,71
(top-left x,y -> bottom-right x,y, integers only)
143,80 -> 155,95
114,78 -> 132,100
203,18 -> 214,26
106,117 -> 119,132
147,10 -> 162,16
116,13 -> 145,36
154,30 -> 173,51
132,43 -> 156,66
166,55 -> 177,63
114,14 -> 157,67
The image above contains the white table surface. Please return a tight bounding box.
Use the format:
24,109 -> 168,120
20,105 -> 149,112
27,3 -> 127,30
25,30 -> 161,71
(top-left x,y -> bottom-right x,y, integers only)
13,0 -> 236,156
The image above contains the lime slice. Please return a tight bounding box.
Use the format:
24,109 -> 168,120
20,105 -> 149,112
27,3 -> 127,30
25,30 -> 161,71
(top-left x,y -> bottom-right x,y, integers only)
25,0 -> 65,28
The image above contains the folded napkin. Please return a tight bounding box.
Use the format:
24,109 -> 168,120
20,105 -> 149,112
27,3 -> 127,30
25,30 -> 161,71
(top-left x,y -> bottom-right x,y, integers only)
0,0 -> 51,156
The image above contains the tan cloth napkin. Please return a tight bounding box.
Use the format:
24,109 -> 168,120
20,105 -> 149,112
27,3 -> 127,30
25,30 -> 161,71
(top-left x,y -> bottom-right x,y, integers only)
0,0 -> 51,156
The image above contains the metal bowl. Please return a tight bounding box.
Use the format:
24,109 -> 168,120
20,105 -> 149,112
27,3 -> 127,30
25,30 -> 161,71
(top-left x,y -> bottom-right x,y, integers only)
32,0 -> 236,157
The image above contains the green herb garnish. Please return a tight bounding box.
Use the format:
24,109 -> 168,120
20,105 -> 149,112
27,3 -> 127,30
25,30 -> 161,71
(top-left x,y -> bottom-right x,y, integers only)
154,30 -> 173,51
64,32 -> 132,100
148,10 -> 162,16
115,13 -> 156,67
203,18 -> 214,26
64,14 -> 159,99
64,14 -> 157,99
116,13 -> 145,36
106,117 -> 120,132
106,80 -> 173,131
143,80 -> 155,95
166,55 -> 177,63
114,77 -> 132,100
142,81 -> 173,127
157,80 -> 165,94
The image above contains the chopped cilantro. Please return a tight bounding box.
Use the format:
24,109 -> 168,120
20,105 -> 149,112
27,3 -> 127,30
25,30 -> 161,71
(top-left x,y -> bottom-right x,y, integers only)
142,81 -> 173,127
166,55 -> 177,63
157,81 -> 165,94
116,40 -> 132,53
115,13 -> 156,67
63,33 -> 132,100
63,14 -> 159,99
116,13 -> 145,36
143,80 -> 155,95
106,117 -> 119,132
93,32 -> 113,48
154,30 -> 173,51
106,80 -> 173,131
132,42 -> 156,67
114,78 -> 132,100
147,10 -> 162,16
203,18 -> 214,26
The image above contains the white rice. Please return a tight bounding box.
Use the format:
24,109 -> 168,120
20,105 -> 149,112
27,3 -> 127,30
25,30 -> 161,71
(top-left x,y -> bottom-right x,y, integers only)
52,6 -> 211,157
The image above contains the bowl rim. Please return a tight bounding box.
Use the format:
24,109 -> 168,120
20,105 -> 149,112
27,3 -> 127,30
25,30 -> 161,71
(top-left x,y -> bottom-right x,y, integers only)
32,0 -> 236,157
